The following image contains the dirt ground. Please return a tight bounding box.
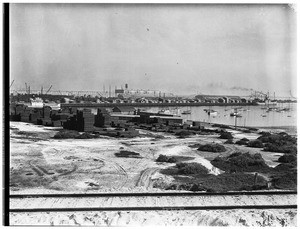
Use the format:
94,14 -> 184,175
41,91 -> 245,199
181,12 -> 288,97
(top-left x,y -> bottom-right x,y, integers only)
10,209 -> 297,226
9,121 -> 297,226
10,121 -> 285,194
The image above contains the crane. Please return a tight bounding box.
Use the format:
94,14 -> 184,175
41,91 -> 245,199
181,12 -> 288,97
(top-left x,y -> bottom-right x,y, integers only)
45,85 -> 52,94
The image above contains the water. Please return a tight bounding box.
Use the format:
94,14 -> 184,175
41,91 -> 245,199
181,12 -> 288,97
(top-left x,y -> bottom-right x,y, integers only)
138,103 -> 297,128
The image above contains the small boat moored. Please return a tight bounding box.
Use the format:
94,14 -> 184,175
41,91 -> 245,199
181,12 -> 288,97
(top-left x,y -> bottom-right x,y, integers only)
181,110 -> 191,115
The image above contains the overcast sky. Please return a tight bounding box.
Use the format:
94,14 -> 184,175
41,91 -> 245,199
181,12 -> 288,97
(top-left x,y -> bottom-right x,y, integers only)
10,4 -> 296,97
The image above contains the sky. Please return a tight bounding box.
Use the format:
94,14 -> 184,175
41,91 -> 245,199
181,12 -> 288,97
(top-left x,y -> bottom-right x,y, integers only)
10,4 -> 297,97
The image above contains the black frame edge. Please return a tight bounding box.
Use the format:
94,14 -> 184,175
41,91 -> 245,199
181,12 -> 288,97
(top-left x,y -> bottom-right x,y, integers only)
3,2 -> 10,227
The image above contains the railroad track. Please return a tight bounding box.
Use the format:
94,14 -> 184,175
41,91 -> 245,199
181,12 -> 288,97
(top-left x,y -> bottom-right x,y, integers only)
10,191 -> 297,213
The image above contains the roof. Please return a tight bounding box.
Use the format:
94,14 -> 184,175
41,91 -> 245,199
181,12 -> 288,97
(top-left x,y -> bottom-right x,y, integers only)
110,114 -> 139,118
196,95 -> 242,99
149,115 -> 183,120
112,106 -> 136,112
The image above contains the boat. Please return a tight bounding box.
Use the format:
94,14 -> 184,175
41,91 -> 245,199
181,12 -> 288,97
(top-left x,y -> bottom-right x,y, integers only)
267,107 -> 278,112
29,97 -> 44,108
157,109 -> 181,117
276,108 -> 290,113
158,109 -> 172,115
230,112 -> 242,117
207,110 -> 218,116
268,100 -> 278,106
256,101 -> 266,106
181,110 -> 191,115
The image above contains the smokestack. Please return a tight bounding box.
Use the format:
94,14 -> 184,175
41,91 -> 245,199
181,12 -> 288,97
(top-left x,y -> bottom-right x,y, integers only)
109,85 -> 111,98
125,83 -> 128,89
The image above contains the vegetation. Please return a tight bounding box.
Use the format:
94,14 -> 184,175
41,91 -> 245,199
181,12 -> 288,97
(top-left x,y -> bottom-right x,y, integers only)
235,139 -> 248,145
211,152 -> 271,173
53,130 -> 80,139
274,162 -> 297,172
197,143 -> 226,153
219,131 -> 233,139
115,150 -> 141,158
247,140 -> 264,148
278,154 -> 297,164
156,155 -> 194,163
176,162 -> 209,175
163,173 -> 267,192
75,132 -> 100,139
175,130 -> 195,138
264,143 -> 297,154
156,154 -> 177,163
224,139 -> 234,144
270,171 -> 297,190
53,130 -> 100,139
257,132 -> 297,154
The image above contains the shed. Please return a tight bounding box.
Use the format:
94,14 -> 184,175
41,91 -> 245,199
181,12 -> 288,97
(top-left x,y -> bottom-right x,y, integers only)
112,106 -> 136,114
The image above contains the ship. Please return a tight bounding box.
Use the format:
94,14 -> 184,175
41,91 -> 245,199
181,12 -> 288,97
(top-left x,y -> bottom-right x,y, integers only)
181,110 -> 191,115
29,97 -> 44,108
204,108 -> 217,116
230,112 -> 242,117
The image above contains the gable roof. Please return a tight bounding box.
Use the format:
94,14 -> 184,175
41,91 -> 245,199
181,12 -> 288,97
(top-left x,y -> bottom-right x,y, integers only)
112,106 -> 136,112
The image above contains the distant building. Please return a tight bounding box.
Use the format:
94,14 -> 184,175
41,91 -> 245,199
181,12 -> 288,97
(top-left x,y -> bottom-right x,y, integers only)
115,89 -> 125,95
112,106 -> 136,114
195,94 -> 244,103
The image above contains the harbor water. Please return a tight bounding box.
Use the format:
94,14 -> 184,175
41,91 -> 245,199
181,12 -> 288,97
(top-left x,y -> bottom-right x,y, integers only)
139,103 -> 297,128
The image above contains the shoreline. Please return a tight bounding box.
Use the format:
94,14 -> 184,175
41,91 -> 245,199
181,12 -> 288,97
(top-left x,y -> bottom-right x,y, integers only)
253,126 -> 297,135
61,102 -> 257,108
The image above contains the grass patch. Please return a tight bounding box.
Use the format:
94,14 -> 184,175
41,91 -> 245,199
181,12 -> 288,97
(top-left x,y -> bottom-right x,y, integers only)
115,150 -> 141,158
53,130 -> 80,139
258,132 -> 297,154
164,173 -> 267,192
197,143 -> 226,153
247,140 -> 264,148
278,154 -> 297,163
156,155 -> 194,163
75,132 -> 100,139
235,140 -> 248,145
224,139 -> 234,144
270,171 -> 297,190
175,130 -> 196,138
219,131 -> 233,139
211,152 -> 272,173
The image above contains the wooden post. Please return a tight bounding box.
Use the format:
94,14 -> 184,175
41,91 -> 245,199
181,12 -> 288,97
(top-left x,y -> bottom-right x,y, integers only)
254,172 -> 258,186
